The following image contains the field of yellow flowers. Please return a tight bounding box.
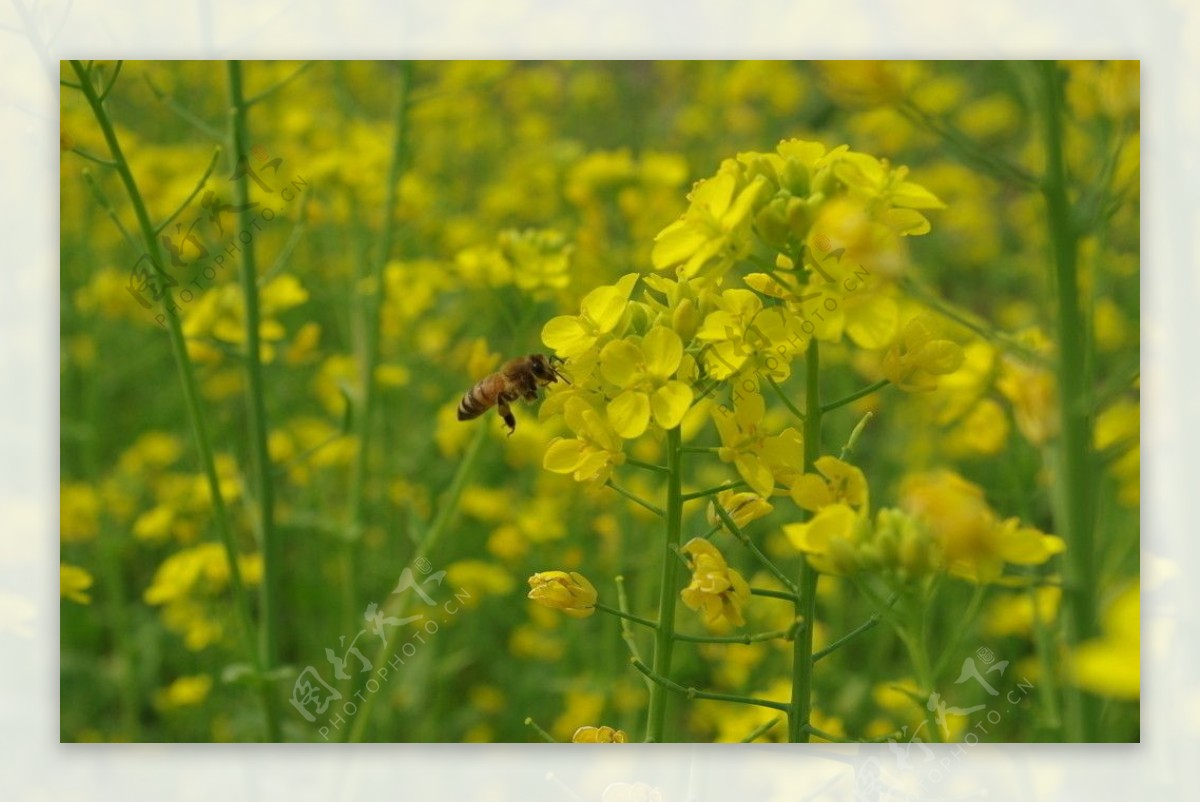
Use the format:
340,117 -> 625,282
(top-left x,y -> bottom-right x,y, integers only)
59,60 -> 1139,744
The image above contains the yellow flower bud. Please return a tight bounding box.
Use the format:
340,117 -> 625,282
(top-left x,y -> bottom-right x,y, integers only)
707,490 -> 773,530
572,725 -> 628,743
671,297 -> 699,343
527,571 -> 597,618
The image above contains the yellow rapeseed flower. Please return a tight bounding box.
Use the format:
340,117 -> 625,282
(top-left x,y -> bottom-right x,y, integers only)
61,563 -> 94,604
680,539 -> 751,629
1069,583 -> 1139,700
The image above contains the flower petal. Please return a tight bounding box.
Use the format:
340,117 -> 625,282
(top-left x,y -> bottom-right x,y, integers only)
607,390 -> 651,439
651,381 -> 694,429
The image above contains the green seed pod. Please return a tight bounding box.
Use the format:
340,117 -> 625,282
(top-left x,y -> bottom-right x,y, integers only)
672,297 -> 699,343
754,196 -> 791,251
780,157 -> 811,197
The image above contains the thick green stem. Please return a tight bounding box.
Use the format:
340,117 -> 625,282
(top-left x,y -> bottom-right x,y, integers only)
788,340 -> 822,742
645,426 -> 684,742
227,62 -> 284,738
1039,59 -> 1097,742
69,60 -> 280,742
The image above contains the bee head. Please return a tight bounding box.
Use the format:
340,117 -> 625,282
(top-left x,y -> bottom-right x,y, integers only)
532,353 -> 571,385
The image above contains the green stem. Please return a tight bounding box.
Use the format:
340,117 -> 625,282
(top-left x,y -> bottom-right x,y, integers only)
812,596 -> 894,663
680,481 -> 747,501
644,426 -> 684,742
593,600 -> 657,629
712,501 -> 799,595
69,60 -> 279,742
227,61 -> 284,738
624,457 -> 669,474
524,717 -> 558,743
751,587 -> 797,602
345,422 -> 487,742
633,659 -> 789,713
741,716 -> 783,742
767,376 -> 806,423
821,379 -> 889,414
604,480 -> 665,518
674,627 -> 796,645
788,340 -> 822,742
1038,59 -> 1097,742
615,576 -> 650,690
1030,585 -> 1064,738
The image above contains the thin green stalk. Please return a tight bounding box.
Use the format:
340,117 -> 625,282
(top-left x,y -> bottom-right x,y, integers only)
821,379 -> 890,414
69,60 -> 279,742
680,481 -> 747,501
345,423 -> 487,742
741,716 -> 783,742
633,659 -> 789,713
644,426 -> 684,742
788,339 -> 822,743
674,627 -> 795,645
524,717 -> 558,743
1038,59 -> 1097,742
593,600 -> 657,629
812,595 -> 895,663
605,480 -> 665,518
624,457 -> 668,474
227,62 -> 284,738
712,501 -> 799,595
767,376 -> 806,423
1029,585 -> 1064,738
343,60 -> 413,660
751,587 -> 797,602
615,576 -> 651,690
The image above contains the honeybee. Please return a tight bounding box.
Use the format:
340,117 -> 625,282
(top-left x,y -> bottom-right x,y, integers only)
457,353 -> 569,435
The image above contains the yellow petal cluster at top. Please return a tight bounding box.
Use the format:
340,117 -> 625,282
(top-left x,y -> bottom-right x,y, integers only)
539,139 -> 955,488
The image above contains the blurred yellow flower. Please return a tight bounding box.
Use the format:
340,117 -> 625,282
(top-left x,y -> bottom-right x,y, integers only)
61,563 -> 94,604
155,675 -> 213,710
527,571 -> 597,618
446,560 -> 516,606
881,314 -> 964,392
983,587 -> 1062,638
1069,583 -> 1139,700
900,470 -> 1064,583
61,482 -> 100,543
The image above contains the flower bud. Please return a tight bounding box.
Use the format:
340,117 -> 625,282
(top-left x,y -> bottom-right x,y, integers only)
754,196 -> 791,251
672,298 -> 699,343
572,725 -> 628,743
527,571 -> 597,618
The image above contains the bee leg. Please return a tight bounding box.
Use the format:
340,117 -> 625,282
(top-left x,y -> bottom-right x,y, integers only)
497,401 -> 516,436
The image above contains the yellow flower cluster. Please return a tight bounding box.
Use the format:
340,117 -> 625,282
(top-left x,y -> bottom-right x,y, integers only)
784,460 -> 1063,585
